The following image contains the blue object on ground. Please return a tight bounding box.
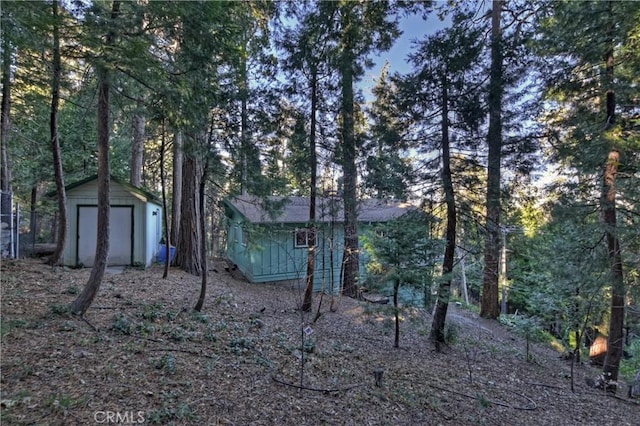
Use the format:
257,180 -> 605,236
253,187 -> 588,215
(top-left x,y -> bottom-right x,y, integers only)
157,244 -> 176,263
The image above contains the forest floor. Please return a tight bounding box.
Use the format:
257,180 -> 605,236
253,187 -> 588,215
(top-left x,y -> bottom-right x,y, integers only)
1,258 -> 639,426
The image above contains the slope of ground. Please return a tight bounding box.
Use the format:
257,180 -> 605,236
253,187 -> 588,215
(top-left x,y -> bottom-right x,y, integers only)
1,258 -> 638,425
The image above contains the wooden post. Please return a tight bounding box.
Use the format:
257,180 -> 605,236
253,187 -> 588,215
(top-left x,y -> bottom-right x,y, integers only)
374,368 -> 384,387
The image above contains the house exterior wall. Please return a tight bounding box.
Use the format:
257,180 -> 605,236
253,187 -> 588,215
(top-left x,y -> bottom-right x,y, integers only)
63,179 -> 160,267
225,221 -> 345,292
144,202 -> 162,265
224,210 -> 381,293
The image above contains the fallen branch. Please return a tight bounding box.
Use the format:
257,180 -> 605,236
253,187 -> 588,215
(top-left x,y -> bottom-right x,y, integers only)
424,382 -> 538,411
76,314 -> 99,331
148,347 -> 217,359
272,376 -> 361,393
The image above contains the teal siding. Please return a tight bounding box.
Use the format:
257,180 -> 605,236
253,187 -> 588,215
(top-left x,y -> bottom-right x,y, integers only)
223,202 -> 386,294
225,216 -> 345,293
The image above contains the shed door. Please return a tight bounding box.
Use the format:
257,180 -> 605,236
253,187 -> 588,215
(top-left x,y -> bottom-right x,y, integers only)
77,206 -> 133,267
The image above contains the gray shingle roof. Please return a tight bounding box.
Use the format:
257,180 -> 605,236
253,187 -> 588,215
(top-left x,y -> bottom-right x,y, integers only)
226,195 -> 415,224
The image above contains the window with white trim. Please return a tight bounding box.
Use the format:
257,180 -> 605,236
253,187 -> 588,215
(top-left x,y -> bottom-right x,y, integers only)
294,228 -> 315,248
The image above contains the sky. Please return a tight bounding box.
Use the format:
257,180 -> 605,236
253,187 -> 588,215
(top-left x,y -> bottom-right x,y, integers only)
362,12 -> 452,99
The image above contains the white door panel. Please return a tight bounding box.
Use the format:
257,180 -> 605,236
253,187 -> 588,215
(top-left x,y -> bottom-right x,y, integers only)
77,206 -> 133,266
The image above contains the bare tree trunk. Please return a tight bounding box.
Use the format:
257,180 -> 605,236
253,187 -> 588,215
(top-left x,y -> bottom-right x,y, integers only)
170,131 -> 182,248
394,278 -> 400,348
1,26 -> 12,193
340,7 -> 359,298
431,74 -> 456,347
160,118 -> 170,279
130,108 -> 145,187
301,67 -> 318,312
194,158 -> 210,312
598,8 -> 625,388
70,0 -> 120,316
48,0 -> 67,266
174,136 -> 202,276
239,45 -> 249,196
480,0 -> 503,320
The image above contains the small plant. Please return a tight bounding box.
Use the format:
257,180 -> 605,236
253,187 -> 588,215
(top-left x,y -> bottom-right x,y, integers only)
204,328 -> 217,342
229,337 -> 255,354
63,285 -> 79,295
111,314 -> 132,335
49,304 -> 71,317
168,326 -> 186,342
58,321 -> 77,332
135,322 -> 156,337
165,310 -> 179,322
46,393 -> 81,415
154,354 -> 177,374
140,303 -> 163,322
1,319 -> 28,338
147,403 -> 197,424
444,322 -> 460,345
302,340 -> 315,354
190,311 -> 209,324
620,339 -> 640,381
131,261 -> 146,270
476,393 -> 491,409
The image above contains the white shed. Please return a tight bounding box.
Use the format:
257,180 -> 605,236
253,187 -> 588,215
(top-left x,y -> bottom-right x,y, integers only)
61,175 -> 163,267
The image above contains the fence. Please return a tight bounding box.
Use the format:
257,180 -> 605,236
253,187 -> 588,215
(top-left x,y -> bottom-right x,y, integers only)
1,190 -> 19,258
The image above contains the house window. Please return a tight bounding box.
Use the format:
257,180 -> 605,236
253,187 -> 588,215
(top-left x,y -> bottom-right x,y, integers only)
295,228 -> 315,248
241,227 -> 248,247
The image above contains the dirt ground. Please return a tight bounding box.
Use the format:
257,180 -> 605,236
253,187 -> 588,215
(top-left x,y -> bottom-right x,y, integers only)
1,258 -> 639,425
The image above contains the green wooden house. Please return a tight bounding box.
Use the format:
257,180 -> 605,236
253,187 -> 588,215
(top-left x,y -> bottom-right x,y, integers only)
222,195 -> 415,292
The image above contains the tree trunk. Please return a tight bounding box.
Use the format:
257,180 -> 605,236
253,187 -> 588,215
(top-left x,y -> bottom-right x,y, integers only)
71,1 -> 120,316
48,0 -> 67,266
194,158 -> 210,312
239,45 -> 249,196
160,119 -> 170,279
480,0 -> 503,320
394,278 -> 400,348
170,131 -> 182,248
130,109 -> 145,187
598,10 -> 625,387
174,136 -> 202,276
340,7 -> 359,298
431,75 -> 456,347
1,27 -> 12,193
301,67 -> 318,312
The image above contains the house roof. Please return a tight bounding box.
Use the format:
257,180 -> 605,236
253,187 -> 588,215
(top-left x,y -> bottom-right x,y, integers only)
224,195 -> 416,224
48,174 -> 162,204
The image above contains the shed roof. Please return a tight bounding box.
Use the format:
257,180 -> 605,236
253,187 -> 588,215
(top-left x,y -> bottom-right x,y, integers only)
48,174 -> 161,204
225,195 -> 416,224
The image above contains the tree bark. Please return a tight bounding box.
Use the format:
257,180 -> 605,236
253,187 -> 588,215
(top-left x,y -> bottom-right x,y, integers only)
194,157 -> 210,312
340,6 -> 359,298
174,136 -> 202,276
170,131 -> 182,248
239,42 -> 249,196
71,1 -> 121,316
301,66 -> 318,312
394,278 -> 400,348
130,109 -> 145,187
599,9 -> 625,388
160,119 -> 170,279
480,0 -> 503,320
431,74 -> 456,347
1,26 -> 12,193
48,0 -> 67,266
